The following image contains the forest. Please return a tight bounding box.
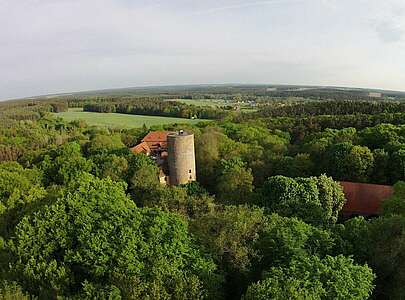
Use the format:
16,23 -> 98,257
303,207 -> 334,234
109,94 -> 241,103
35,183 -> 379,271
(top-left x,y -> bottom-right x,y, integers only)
0,88 -> 404,299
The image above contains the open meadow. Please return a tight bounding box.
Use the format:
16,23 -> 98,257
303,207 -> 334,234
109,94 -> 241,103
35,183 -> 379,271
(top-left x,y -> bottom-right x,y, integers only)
164,98 -> 227,107
54,108 -> 208,128
165,98 -> 258,112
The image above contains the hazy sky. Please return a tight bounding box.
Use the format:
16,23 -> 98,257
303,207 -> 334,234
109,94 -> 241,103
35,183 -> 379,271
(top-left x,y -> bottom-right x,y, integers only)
0,0 -> 404,99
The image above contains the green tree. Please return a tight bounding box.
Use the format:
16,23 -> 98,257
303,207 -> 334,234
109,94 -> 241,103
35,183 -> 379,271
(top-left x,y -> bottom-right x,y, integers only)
255,214 -> 334,271
85,134 -> 125,156
324,142 -> 353,179
382,181 -> 405,216
345,145 -> 374,182
92,153 -> 129,182
0,162 -> 46,238
371,148 -> 390,184
227,124 -> 289,154
195,127 -> 223,191
191,205 -> 266,298
141,185 -> 215,218
359,124 -> 400,149
8,174 -> 223,299
324,143 -> 374,182
269,153 -> 314,178
129,154 -> 160,201
390,149 -> 405,182
243,255 -> 375,300
316,174 -> 346,224
368,216 -> 405,299
39,142 -> 93,185
332,216 -> 370,263
333,215 -> 405,298
216,158 -> 254,205
261,175 -> 345,225
0,281 -> 31,300
303,128 -> 357,170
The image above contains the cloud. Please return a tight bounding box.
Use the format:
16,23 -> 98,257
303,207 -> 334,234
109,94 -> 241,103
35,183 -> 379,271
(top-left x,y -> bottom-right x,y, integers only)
368,0 -> 405,43
375,21 -> 404,43
1,0 -> 405,99
190,0 -> 303,15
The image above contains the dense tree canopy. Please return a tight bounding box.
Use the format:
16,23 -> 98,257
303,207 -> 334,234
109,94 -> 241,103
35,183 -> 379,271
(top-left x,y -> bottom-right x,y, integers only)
3,93 -> 405,298
261,175 -> 345,225
0,162 -> 46,238
38,142 -> 93,185
8,174 -> 223,299
255,214 -> 334,270
216,158 -> 254,205
382,181 -> 405,216
333,215 -> 405,298
243,255 -> 375,300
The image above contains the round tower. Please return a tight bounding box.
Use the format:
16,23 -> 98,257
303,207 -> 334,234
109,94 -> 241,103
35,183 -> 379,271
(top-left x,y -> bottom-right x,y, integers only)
167,130 -> 196,185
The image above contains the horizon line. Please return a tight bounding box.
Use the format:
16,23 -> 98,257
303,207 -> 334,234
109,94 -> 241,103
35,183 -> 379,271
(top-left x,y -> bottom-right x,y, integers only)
2,82 -> 405,102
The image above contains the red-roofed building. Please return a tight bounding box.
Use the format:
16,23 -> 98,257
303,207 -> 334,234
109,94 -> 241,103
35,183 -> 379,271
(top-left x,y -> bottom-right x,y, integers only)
130,141 -> 151,155
340,181 -> 393,216
141,131 -> 173,151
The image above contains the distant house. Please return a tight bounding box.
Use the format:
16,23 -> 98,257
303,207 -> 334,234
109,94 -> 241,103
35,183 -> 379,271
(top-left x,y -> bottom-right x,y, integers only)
340,181 -> 393,216
368,92 -> 382,98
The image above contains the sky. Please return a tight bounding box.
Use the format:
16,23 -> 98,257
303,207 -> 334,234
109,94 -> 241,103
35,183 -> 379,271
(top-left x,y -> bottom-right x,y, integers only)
0,0 -> 404,100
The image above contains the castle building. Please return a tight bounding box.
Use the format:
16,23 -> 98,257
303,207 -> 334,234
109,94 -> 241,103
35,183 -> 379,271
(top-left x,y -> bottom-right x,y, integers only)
130,130 -> 196,185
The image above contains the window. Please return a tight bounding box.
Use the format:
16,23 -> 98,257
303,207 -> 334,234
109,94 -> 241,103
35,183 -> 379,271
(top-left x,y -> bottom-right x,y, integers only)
189,169 -> 192,173
189,175 -> 192,180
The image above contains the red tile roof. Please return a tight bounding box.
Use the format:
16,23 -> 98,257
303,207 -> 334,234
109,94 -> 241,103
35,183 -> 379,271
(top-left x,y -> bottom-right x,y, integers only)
130,141 -> 151,154
340,181 -> 393,216
141,131 -> 173,150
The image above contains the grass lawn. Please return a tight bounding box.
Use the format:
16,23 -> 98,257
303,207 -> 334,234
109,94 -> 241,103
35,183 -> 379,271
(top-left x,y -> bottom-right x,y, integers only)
54,108 -> 209,129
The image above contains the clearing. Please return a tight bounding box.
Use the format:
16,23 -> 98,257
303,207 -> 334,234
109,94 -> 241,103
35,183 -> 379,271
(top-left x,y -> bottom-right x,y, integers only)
54,108 -> 209,129
165,98 -> 257,111
164,98 -> 228,107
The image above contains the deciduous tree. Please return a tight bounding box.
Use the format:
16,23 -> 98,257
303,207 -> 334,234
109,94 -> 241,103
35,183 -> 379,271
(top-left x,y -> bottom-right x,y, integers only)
243,255 -> 375,300
261,175 -> 345,225
9,174 -> 223,299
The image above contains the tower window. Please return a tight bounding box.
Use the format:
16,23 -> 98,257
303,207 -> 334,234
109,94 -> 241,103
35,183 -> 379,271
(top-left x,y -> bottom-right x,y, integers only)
189,175 -> 192,180
189,169 -> 192,173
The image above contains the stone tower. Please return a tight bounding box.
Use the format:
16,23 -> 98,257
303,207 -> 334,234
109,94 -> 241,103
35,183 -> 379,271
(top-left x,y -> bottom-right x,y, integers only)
167,130 -> 196,185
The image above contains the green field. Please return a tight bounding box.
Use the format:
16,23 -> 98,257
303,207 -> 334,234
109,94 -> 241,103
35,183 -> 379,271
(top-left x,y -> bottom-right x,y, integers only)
166,99 -> 257,112
54,108 -> 208,129
165,99 -> 227,107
